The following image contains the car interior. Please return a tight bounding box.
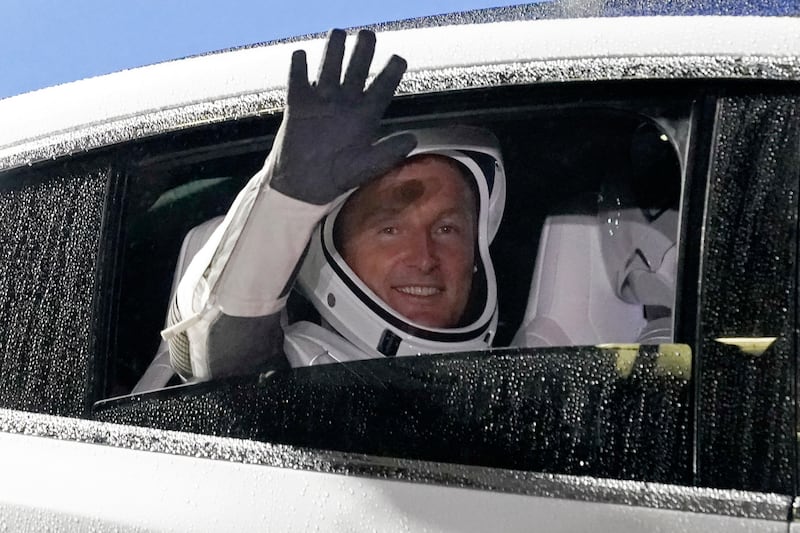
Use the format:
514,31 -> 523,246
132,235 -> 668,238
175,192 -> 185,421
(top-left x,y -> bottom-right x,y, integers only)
101,86 -> 689,400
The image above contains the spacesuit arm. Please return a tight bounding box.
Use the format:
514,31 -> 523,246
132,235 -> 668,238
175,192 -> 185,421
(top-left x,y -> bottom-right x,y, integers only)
162,178 -> 331,380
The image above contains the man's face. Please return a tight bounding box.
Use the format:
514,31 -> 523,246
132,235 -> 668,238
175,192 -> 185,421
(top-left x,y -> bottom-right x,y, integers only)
337,155 -> 477,328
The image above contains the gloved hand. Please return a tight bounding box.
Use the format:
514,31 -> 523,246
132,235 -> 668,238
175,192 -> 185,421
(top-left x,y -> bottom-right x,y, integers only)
267,28 -> 417,205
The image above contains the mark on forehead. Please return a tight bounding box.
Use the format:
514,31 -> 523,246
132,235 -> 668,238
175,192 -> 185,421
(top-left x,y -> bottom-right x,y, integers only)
392,179 -> 425,207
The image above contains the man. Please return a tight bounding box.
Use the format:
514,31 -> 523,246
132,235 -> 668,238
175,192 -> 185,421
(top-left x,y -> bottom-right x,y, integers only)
336,155 -> 478,330
159,29 -> 506,382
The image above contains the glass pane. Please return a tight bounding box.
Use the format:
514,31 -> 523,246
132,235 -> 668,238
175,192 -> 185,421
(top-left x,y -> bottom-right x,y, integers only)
97,343 -> 693,484
0,165 -> 107,415
696,94 -> 800,494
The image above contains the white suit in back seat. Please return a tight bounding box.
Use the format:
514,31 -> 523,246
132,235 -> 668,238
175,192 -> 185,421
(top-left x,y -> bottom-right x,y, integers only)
511,205 -> 677,348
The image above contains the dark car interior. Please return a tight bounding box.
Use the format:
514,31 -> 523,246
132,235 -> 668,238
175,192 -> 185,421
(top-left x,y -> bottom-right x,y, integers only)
108,87 -> 688,397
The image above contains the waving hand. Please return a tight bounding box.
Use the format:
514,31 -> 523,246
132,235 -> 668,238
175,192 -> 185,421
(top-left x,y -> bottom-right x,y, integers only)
268,29 -> 416,204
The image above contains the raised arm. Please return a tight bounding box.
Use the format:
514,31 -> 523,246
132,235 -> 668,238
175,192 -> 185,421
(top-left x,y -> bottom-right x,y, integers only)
162,29 -> 415,381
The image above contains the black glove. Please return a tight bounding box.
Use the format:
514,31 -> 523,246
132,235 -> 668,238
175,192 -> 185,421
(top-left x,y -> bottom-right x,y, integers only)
268,28 -> 416,205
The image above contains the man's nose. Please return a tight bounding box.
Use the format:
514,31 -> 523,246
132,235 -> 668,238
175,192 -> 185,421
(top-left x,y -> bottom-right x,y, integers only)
405,231 -> 439,272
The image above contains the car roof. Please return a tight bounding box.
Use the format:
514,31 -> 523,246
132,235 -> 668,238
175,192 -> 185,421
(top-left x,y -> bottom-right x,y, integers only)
1,1 -> 799,171
364,0 -> 800,34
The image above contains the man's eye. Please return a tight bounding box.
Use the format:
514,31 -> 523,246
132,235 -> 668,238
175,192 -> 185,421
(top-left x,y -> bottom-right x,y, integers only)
438,225 -> 457,234
380,226 -> 397,235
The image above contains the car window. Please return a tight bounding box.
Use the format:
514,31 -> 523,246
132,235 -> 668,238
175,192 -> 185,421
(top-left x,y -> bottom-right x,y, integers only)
89,83 -> 701,485
113,98 -> 687,389
0,163 -> 108,416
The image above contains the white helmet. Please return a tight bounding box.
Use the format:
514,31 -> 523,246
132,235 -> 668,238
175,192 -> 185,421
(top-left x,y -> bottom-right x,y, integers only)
598,122 -> 681,309
297,126 -> 506,357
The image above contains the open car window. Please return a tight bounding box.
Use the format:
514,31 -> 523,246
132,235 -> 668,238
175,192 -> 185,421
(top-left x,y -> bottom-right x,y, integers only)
90,83 -> 700,485
109,94 -> 689,392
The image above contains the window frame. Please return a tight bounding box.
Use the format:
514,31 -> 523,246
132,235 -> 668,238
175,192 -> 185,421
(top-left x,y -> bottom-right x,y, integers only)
99,81 -> 701,478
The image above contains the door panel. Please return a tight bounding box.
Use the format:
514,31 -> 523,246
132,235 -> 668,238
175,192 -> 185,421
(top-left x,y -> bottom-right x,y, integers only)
0,416 -> 790,532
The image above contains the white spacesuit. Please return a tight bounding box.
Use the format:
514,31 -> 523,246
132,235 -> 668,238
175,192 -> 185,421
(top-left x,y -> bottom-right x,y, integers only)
150,29 -> 507,384
157,125 -> 506,382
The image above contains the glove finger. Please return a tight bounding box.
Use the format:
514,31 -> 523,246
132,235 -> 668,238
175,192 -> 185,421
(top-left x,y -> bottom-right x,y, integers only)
317,29 -> 347,95
342,30 -> 376,95
364,55 -> 407,114
287,50 -> 310,105
336,133 -> 417,190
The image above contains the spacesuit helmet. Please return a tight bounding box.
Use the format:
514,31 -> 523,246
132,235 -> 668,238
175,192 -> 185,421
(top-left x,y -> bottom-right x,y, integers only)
598,121 -> 681,310
297,125 -> 506,357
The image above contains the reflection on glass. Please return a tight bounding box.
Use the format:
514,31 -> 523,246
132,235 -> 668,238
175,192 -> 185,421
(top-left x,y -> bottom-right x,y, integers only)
713,337 -> 777,356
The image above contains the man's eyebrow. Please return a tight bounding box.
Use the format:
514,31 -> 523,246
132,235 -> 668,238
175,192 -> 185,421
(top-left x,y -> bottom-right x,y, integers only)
437,207 -> 474,220
357,206 -> 404,226
358,205 -> 474,226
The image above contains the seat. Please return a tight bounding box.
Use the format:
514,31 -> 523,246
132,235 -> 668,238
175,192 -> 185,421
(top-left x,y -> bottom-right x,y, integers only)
131,217 -> 222,394
512,202 -> 677,348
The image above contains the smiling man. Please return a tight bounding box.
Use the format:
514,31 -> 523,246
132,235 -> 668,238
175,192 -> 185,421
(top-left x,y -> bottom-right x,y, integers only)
158,29 -> 506,383
288,126 -> 505,367
335,155 -> 477,328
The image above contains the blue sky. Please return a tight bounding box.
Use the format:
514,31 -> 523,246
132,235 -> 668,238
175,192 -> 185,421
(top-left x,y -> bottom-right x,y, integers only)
0,1 -> 522,99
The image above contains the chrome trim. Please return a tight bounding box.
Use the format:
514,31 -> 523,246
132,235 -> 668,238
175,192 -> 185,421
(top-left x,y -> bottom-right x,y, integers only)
1,54 -> 799,172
